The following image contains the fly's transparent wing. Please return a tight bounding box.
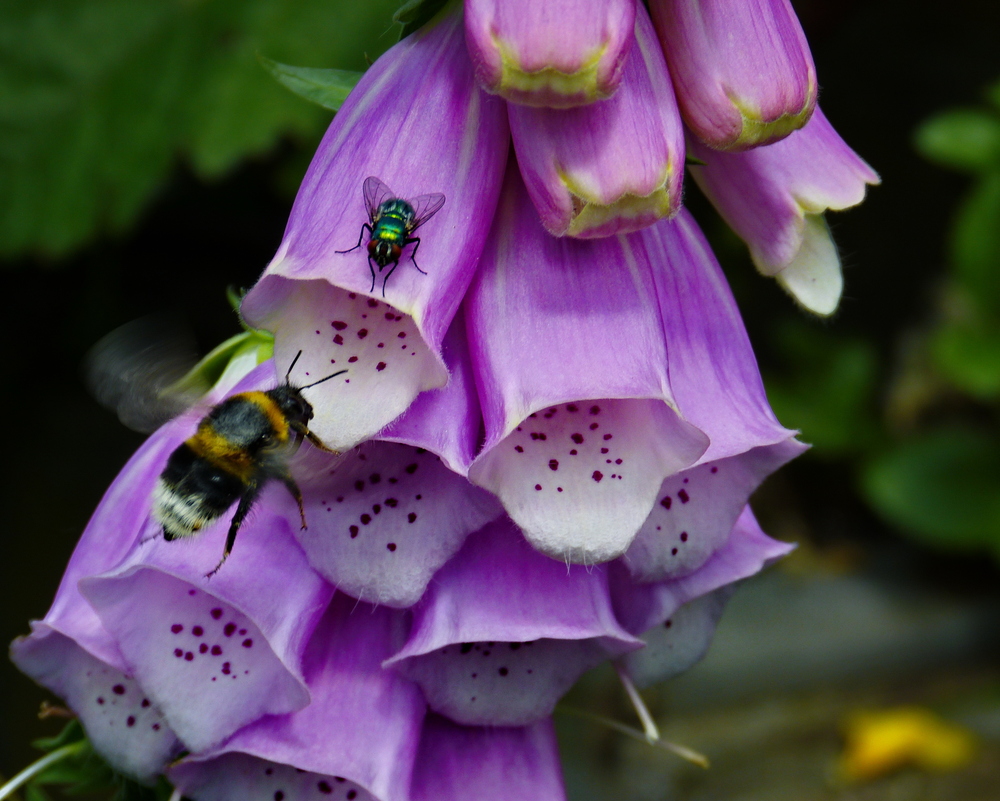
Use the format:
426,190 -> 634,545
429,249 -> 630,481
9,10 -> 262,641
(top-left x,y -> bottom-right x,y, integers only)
406,192 -> 446,231
84,314 -> 200,432
362,176 -> 397,222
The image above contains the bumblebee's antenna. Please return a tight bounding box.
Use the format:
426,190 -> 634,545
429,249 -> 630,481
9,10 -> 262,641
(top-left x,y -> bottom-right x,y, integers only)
299,369 -> 348,390
285,350 -> 304,383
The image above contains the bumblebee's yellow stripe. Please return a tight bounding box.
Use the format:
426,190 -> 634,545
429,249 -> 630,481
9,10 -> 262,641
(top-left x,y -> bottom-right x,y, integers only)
239,391 -> 291,443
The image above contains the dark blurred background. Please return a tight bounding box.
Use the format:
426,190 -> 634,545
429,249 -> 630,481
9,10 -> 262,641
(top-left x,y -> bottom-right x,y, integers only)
3,0 -> 1000,798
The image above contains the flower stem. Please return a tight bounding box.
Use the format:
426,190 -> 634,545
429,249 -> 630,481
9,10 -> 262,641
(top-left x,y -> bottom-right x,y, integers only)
0,742 -> 88,801
555,705 -> 710,769
168,785 -> 183,801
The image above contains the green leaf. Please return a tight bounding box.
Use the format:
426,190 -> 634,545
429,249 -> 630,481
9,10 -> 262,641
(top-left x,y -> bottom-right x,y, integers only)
257,56 -> 361,112
861,427 -> 1000,550
931,314 -> 1000,399
763,321 -> 881,457
950,171 -> 1000,313
31,721 -> 85,753
914,109 -> 1000,172
0,0 -> 400,258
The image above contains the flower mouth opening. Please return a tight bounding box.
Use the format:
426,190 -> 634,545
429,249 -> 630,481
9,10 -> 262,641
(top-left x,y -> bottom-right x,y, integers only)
494,36 -> 612,107
725,86 -> 818,151
564,182 -> 677,239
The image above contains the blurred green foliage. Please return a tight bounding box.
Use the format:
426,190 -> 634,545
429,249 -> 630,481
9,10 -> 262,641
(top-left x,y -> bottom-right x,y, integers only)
0,0 -> 399,258
767,81 -> 1000,557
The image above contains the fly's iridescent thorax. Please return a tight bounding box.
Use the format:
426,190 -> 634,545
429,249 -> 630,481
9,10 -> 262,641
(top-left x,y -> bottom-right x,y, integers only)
368,199 -> 414,267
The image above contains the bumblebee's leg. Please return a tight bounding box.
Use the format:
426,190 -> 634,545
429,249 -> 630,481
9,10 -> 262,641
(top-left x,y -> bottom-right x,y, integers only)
290,420 -> 339,454
206,482 -> 262,578
277,471 -> 308,530
406,237 -> 428,274
336,223 -> 372,255
287,430 -> 305,456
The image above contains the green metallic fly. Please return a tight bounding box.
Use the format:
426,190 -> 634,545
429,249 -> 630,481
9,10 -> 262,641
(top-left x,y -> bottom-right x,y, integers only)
336,176 -> 446,296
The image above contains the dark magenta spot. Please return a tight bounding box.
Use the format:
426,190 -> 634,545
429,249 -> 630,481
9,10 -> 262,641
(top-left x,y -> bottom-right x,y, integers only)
199,643 -> 208,654
126,716 -> 135,727
211,645 -> 223,656
510,643 -> 521,650
671,547 -> 678,555
498,667 -> 509,676
361,514 -> 372,525
601,447 -> 609,454
460,643 -> 473,654
152,723 -> 161,731
333,334 -> 344,345
224,623 -> 237,637
570,449 -> 578,455
592,471 -> 603,482
535,484 -> 542,491
265,768 -> 273,776
355,480 -> 365,491
661,496 -> 672,510
242,639 -> 253,648
680,532 -> 688,542
615,458 -> 622,464
350,525 -> 359,538
665,619 -> 673,628
567,404 -> 578,412
239,629 -> 247,635
222,663 -> 231,675
405,463 -> 418,474
171,624 -> 183,634
174,649 -> 183,658
210,608 -> 223,619
372,504 -> 381,514
571,433 -> 584,444
184,652 -> 194,661
387,543 -> 397,552
347,792 -> 357,800
188,589 -> 196,596
397,331 -> 406,338
97,697 -> 104,704
141,698 -> 150,708
332,321 -> 348,330
275,792 -> 284,801
385,498 -> 398,508
603,433 -> 612,440
367,298 -> 378,308
357,329 -> 368,339
549,459 -> 559,471
416,494 -> 422,500
408,512 -> 417,523
590,405 -> 600,415
376,362 -> 386,371
112,684 -> 126,695
710,466 -> 718,474
192,626 -> 204,637
590,422 -> 599,430
515,445 -> 524,452
678,489 -> 690,503
347,356 -> 358,363
318,782 -> 332,794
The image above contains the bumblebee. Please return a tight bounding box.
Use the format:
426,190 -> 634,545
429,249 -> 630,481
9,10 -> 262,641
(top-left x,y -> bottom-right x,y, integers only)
150,353 -> 345,576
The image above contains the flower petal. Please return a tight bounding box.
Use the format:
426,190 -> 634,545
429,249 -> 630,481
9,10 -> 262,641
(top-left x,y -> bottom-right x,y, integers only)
611,506 -> 794,687
381,310 -> 482,475
466,166 -> 708,562
650,0 -> 817,149
11,629 -> 180,781
689,107 -> 878,313
170,595 -> 424,801
509,5 -> 683,237
464,0 -> 636,107
242,9 -> 508,448
386,519 -> 641,726
624,440 -> 806,582
80,502 -> 332,752
411,716 -> 566,801
278,442 -> 502,608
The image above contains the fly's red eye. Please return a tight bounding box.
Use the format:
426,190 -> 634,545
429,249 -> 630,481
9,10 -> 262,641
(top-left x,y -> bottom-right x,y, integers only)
367,240 -> 378,255
390,244 -> 402,259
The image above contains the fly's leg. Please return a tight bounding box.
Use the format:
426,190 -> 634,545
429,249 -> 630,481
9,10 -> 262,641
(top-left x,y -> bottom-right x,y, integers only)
367,256 -> 378,292
207,481 -> 262,578
381,258 -> 401,296
405,237 -> 427,274
336,223 -> 373,255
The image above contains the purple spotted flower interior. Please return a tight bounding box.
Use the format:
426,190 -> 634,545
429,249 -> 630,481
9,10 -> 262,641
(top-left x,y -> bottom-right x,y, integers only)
11,2 -> 875,800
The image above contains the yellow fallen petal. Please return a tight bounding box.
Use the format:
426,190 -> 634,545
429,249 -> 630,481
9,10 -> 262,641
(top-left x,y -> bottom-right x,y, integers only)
838,706 -> 977,783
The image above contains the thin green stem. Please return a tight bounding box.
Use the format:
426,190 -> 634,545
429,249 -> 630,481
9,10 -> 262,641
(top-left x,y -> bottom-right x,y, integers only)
555,704 -> 710,769
0,741 -> 88,801
615,664 -> 661,743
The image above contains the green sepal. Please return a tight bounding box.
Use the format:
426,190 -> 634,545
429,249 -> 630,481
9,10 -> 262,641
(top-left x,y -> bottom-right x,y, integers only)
257,55 -> 362,112
914,108 -> 1000,173
394,0 -> 449,39
167,329 -> 274,398
31,721 -> 86,753
685,155 -> 708,167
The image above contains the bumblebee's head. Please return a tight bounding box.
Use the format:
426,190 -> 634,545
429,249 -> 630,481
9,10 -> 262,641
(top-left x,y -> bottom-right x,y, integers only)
271,385 -> 314,425
368,239 -> 401,267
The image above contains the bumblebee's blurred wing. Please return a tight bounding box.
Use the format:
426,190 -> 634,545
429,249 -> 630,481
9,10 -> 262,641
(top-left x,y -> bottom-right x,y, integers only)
408,192 -> 446,230
84,315 -> 200,433
362,176 -> 396,221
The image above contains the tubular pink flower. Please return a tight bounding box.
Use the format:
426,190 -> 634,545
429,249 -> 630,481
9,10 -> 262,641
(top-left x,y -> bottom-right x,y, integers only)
410,716 -> 566,801
649,0 -> 817,150
464,0 -> 637,108
509,4 -> 684,238
612,506 -> 793,687
689,107 -> 880,315
386,519 -> 642,726
169,595 -> 424,801
242,8 -> 508,450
